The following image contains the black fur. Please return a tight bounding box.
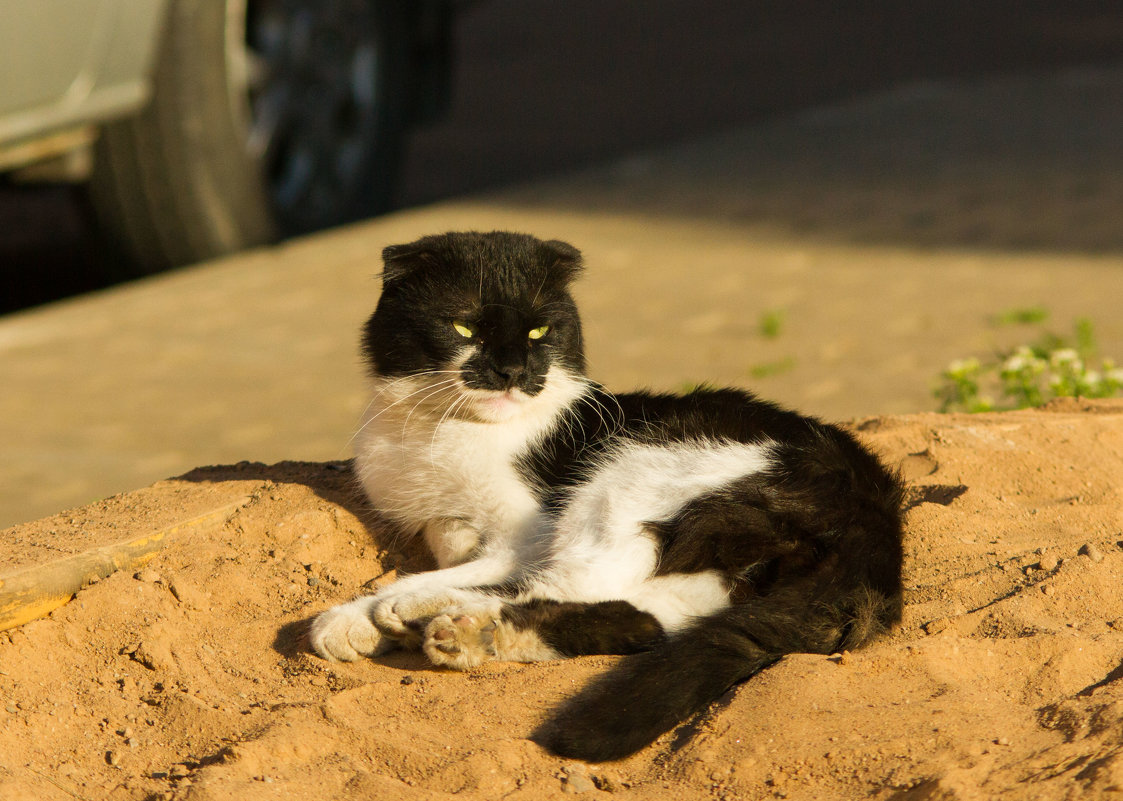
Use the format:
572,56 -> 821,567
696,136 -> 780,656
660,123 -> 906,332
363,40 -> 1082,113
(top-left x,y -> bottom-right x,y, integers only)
502,599 -> 666,656
365,231 -> 586,382
519,389 -> 904,760
366,231 -> 905,761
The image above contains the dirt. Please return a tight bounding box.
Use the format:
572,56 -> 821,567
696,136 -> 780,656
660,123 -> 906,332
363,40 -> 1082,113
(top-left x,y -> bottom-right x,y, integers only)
3,397 -> 1123,801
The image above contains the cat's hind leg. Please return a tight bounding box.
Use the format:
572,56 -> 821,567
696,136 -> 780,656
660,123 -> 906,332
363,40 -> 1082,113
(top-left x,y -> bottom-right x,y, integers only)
423,599 -> 665,669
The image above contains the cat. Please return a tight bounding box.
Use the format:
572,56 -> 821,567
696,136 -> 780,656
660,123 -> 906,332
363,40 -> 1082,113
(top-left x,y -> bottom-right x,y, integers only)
309,230 -> 904,762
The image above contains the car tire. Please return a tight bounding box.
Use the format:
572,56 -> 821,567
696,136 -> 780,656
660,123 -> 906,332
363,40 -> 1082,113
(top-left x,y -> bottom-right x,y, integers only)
90,0 -> 410,276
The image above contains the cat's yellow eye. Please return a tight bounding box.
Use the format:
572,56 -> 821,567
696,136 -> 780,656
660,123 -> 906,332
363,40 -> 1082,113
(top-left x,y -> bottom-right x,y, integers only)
453,322 -> 475,339
528,325 -> 550,340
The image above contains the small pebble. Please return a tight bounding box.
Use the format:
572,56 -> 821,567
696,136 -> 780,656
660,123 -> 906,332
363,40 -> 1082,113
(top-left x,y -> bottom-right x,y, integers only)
592,773 -> 620,792
168,580 -> 207,609
561,766 -> 595,794
1079,543 -> 1104,563
1037,554 -> 1060,572
924,619 -> 951,636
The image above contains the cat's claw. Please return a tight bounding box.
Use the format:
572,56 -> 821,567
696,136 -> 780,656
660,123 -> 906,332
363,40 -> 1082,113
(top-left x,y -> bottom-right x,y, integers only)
309,597 -> 387,662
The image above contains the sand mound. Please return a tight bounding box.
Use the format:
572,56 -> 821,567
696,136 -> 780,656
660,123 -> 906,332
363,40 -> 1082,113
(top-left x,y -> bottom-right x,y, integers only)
3,398 -> 1123,801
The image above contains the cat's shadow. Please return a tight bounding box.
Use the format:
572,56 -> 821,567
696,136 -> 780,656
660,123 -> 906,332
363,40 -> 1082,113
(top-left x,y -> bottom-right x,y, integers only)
174,459 -> 435,665
175,458 -> 372,524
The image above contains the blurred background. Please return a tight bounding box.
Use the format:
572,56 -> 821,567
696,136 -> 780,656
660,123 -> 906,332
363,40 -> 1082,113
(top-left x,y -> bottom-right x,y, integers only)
4,0 -> 1123,311
2,0 -> 1123,528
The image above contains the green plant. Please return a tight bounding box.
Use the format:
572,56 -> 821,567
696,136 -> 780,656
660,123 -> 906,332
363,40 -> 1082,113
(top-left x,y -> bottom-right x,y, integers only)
935,317 -> 1123,413
994,305 -> 1050,326
759,309 -> 785,339
748,357 -> 797,379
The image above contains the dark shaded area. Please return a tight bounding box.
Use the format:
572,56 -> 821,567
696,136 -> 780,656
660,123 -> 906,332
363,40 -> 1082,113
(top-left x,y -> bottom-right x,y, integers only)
397,0 -> 1123,206
1076,658 -> 1123,698
3,0 -> 1122,314
176,459 -> 374,535
903,484 -> 970,511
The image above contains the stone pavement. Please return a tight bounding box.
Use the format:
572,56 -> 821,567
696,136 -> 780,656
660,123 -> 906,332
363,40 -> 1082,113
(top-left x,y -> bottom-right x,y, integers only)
2,66 -> 1122,529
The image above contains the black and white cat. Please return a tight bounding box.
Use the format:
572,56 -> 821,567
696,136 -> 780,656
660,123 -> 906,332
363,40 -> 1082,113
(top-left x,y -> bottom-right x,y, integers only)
309,231 -> 904,761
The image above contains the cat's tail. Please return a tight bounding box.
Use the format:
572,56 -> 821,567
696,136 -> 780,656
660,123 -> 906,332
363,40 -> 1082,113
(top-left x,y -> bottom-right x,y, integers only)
533,583 -> 899,762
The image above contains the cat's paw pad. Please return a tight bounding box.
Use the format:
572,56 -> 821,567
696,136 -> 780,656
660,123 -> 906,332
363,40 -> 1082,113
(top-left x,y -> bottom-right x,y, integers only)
309,598 -> 386,662
423,613 -> 499,670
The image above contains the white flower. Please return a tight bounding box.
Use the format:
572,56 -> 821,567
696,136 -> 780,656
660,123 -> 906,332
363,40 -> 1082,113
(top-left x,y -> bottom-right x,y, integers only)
1050,349 -> 1081,369
1003,354 -> 1028,373
947,357 -> 980,377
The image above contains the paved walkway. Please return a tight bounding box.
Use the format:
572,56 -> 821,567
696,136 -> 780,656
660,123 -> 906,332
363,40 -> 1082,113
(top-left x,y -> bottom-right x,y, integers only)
2,66 -> 1121,529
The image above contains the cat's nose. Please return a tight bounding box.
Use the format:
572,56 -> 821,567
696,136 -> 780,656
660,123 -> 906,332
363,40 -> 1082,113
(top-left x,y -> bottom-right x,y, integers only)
493,364 -> 527,389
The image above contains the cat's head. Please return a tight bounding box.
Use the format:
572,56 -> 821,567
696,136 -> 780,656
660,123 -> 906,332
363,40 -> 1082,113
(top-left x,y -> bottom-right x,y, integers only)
363,231 -> 587,422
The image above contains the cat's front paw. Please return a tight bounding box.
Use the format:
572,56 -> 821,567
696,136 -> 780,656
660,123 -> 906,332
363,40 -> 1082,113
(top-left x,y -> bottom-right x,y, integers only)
309,597 -> 387,662
423,612 -> 501,670
370,588 -> 479,646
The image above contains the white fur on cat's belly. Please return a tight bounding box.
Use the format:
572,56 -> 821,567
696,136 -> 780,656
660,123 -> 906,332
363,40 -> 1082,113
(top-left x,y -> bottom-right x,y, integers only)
523,439 -> 775,629
353,365 -> 587,557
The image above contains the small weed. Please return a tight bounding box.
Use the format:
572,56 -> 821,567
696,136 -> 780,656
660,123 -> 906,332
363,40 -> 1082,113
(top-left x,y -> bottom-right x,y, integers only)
748,357 -> 797,379
935,317 -> 1123,412
994,305 -> 1050,326
759,309 -> 786,339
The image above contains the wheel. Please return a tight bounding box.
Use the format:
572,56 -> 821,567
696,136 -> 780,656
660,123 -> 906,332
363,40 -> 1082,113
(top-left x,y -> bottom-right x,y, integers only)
90,0 -> 410,276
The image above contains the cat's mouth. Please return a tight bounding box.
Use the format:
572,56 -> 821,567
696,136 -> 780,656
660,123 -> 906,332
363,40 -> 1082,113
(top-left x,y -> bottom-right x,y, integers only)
464,388 -> 529,421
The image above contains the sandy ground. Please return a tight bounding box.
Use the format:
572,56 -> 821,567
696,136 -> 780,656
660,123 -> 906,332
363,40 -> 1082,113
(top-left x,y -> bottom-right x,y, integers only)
3,397 -> 1123,800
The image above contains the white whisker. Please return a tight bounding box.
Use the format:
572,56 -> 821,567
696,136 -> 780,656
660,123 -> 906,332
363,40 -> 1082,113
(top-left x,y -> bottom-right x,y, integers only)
348,373 -> 462,448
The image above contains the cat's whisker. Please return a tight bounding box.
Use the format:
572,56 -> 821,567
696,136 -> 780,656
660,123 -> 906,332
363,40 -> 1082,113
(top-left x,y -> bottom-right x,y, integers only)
574,382 -> 624,440
429,392 -> 472,464
350,373 -> 453,439
530,269 -> 549,307
371,371 -> 464,402
355,379 -> 460,439
364,372 -> 462,412
398,380 -> 464,444
350,376 -> 462,446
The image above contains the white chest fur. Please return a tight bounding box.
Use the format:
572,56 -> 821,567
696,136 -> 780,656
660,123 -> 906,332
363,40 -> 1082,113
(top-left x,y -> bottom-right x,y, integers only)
352,369 -> 584,542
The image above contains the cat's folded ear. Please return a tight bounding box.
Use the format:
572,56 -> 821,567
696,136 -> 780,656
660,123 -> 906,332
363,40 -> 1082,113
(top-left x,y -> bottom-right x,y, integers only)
541,239 -> 584,284
380,243 -> 438,283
